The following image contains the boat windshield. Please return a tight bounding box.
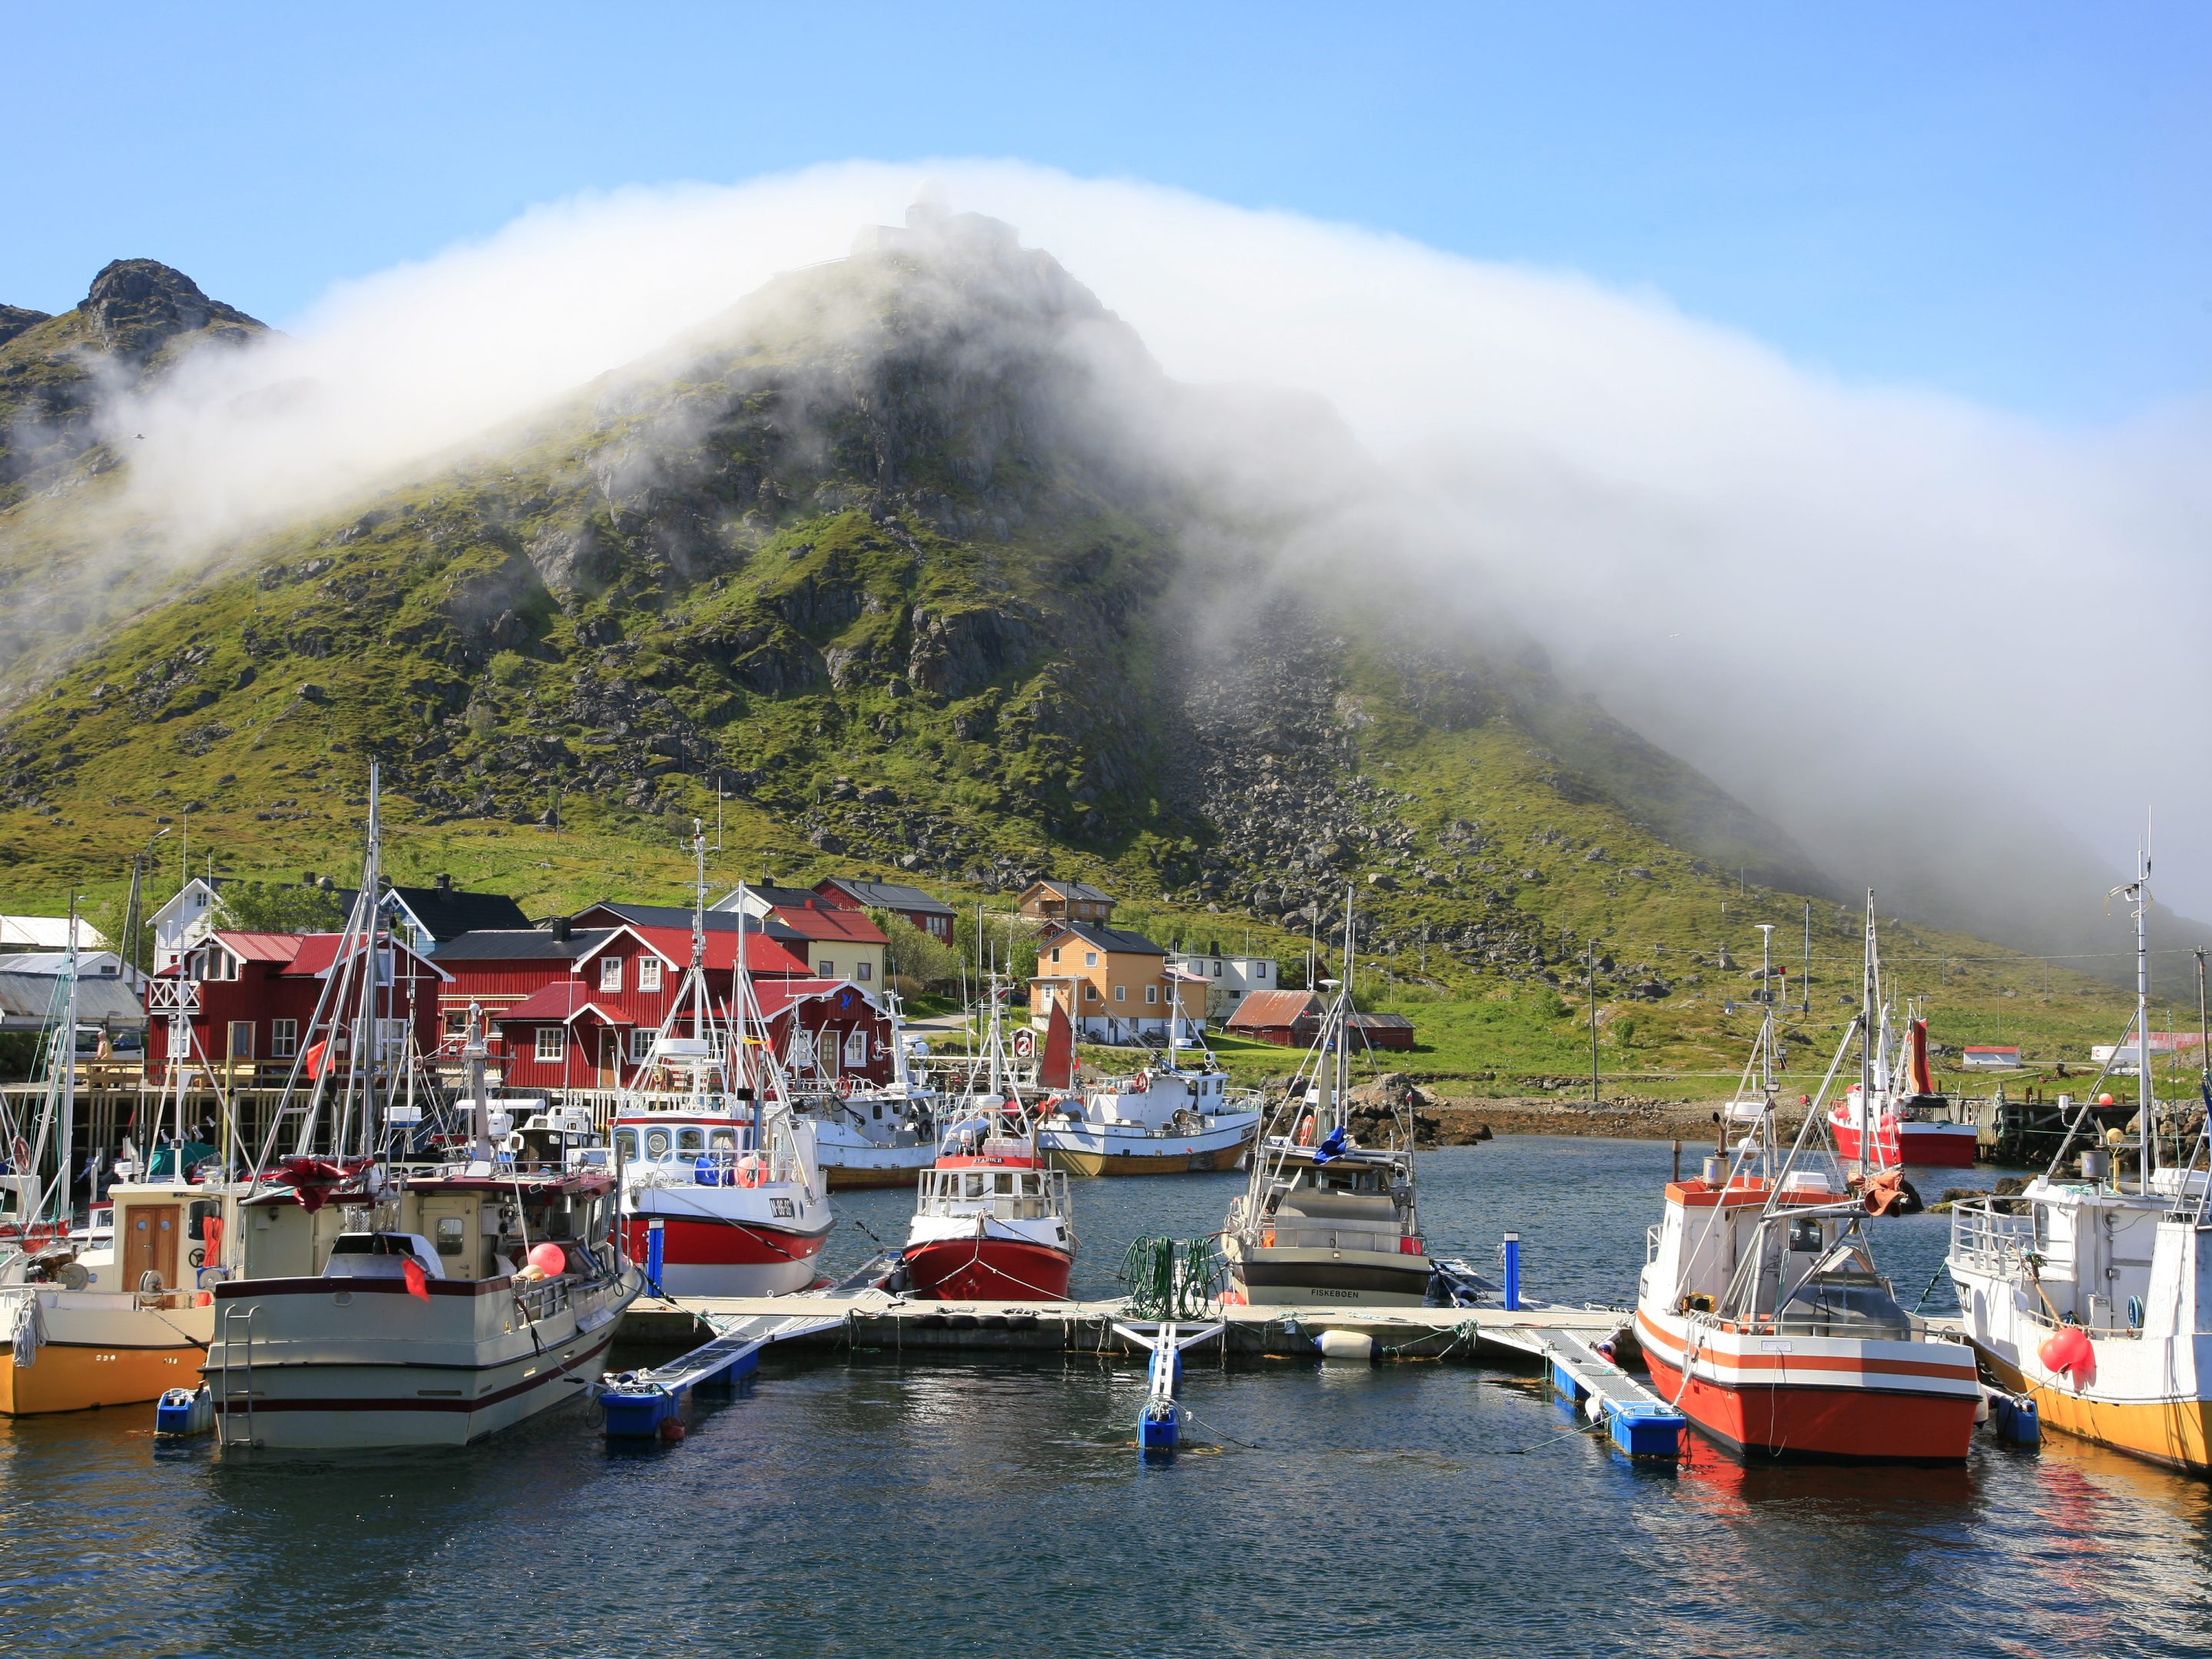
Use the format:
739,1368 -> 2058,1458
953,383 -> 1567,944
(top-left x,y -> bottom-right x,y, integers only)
1775,1270 -> 1912,1337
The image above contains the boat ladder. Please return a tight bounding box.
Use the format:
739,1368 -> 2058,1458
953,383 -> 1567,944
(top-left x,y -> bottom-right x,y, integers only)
217,1304 -> 258,1449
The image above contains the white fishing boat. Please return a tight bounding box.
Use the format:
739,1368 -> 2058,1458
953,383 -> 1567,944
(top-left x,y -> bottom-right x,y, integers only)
1947,850 -> 2212,1472
614,839 -> 831,1296
1222,893 -> 1431,1306
1038,995 -> 1261,1176
788,990 -> 939,1190
1637,919 -> 1978,1462
194,769 -> 643,1449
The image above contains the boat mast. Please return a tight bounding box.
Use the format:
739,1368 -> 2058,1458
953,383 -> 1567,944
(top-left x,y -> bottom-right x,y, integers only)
1857,891 -> 1875,1182
345,765 -> 385,1160
1336,886 -> 1353,1139
56,901 -> 78,1225
1756,923 -> 1776,1098
2131,843 -> 2151,1192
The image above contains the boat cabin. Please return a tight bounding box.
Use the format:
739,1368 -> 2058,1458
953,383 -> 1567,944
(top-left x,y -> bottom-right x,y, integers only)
1254,1149 -> 1420,1255
237,1165 -> 614,1285
1645,1172 -> 1909,1335
917,1158 -> 1069,1224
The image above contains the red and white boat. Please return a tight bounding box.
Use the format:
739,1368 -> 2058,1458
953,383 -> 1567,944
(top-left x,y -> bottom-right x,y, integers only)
900,984 -> 1074,1301
1637,917 -> 1978,1462
1829,1014 -> 1978,1167
613,853 -> 831,1298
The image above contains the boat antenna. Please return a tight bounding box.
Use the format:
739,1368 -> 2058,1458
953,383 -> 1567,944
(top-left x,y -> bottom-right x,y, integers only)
1857,891 -> 1876,1183
56,900 -> 79,1225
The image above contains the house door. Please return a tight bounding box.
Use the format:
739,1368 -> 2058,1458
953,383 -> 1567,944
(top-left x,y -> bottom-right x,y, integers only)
598,1030 -> 619,1088
819,1028 -> 839,1081
126,1203 -> 180,1290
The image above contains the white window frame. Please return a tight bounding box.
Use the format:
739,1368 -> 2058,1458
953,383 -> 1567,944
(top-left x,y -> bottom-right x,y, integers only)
1084,952 -> 1098,968
637,956 -> 663,992
1145,985 -> 1158,1005
845,1028 -> 868,1067
534,1026 -> 565,1062
270,1018 -> 300,1059
599,956 -> 623,993
1114,985 -> 1126,1003
628,1028 -> 654,1062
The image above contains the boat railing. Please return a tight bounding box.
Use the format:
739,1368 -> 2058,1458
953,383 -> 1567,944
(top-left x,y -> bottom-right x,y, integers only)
512,1276 -> 573,1324
1257,1223 -> 1408,1254
1949,1198 -> 2036,1272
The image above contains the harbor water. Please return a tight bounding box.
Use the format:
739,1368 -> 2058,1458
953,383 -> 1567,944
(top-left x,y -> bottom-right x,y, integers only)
6,1137 -> 2210,1657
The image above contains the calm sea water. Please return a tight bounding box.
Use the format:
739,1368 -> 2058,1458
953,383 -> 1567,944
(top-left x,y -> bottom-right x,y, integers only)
5,1137 -> 2210,1659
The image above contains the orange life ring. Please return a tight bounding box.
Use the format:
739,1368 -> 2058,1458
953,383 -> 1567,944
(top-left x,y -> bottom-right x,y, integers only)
837,1075 -> 857,1098
1130,1071 -> 1151,1093
1296,1115 -> 1315,1146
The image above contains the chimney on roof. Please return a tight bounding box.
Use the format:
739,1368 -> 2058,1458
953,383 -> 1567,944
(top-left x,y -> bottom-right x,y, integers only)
551,917 -> 571,942
435,873 -> 454,894
301,871 -> 315,886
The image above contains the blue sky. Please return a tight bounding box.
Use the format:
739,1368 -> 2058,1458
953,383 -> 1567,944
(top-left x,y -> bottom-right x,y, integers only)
8,2 -> 2207,425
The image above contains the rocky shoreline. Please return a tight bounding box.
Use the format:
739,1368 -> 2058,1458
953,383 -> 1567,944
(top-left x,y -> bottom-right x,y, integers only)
1336,1073 -> 1723,1147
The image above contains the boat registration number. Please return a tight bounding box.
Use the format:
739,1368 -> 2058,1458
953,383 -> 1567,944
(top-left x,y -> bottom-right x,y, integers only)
1759,1339 -> 1793,1353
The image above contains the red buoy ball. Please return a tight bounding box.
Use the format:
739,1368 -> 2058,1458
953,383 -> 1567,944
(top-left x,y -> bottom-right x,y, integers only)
528,1242 -> 567,1277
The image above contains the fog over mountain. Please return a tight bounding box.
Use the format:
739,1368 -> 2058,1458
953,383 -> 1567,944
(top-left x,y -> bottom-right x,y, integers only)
11,161 -> 2208,952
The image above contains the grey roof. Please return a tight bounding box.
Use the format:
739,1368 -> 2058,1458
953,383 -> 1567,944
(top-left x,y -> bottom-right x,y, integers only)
337,883 -> 532,943
431,928 -> 614,962
578,902 -> 806,943
820,877 -> 956,917
1025,879 -> 1114,905
1050,922 -> 1165,957
1346,1012 -> 1416,1029
0,971 -> 145,1028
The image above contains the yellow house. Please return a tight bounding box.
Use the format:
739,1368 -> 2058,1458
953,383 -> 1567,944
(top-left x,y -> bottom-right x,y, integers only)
1029,922 -> 1206,1043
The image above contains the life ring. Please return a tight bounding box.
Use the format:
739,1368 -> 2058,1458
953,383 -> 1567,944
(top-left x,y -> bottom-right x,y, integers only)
1296,1115 -> 1315,1146
736,1158 -> 762,1189
837,1075 -> 857,1098
1130,1071 -> 1151,1094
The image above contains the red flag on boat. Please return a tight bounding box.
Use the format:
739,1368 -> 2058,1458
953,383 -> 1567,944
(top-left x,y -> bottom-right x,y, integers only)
402,1256 -> 430,1300
303,1039 -> 329,1079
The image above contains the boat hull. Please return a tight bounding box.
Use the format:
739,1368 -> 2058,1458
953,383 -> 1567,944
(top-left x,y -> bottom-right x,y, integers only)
1830,1118 -> 1979,1168
1041,1136 -> 1250,1177
204,1268 -> 641,1449
1637,1308 -> 1977,1462
902,1235 -> 1071,1301
618,1214 -> 830,1298
1225,1241 -> 1432,1306
0,1292 -> 214,1415
1972,1343 -> 2212,1472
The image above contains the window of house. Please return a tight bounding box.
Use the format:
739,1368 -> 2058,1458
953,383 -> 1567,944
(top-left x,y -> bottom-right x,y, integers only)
534,1027 -> 564,1062
845,1029 -> 868,1066
1213,962 -> 1223,977
637,957 -> 663,992
818,960 -> 836,978
1145,985 -> 1157,1005
599,956 -> 623,992
270,1019 -> 300,1059
1114,985 -> 1126,1002
1084,952 -> 1098,968
629,1029 -> 654,1062
1257,962 -> 1269,979
227,1021 -> 254,1060
1050,948 -> 1061,964
1084,984 -> 1100,1002
856,962 -> 871,982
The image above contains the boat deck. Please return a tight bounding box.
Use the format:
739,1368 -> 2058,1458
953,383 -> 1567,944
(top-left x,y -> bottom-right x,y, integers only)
620,1292 -> 1629,1362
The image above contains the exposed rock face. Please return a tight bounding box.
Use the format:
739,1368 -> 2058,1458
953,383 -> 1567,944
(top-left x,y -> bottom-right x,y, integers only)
79,259 -> 262,361
0,305 -> 49,348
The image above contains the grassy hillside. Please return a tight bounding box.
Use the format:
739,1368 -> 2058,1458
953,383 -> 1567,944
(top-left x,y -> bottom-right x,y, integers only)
0,224 -> 2147,1091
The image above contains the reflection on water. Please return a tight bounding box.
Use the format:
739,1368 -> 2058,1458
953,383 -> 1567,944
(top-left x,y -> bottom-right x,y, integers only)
3,1139 -> 2210,1658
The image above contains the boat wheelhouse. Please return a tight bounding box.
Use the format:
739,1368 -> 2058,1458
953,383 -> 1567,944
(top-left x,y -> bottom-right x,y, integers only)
1222,895 -> 1431,1306
1038,996 -> 1261,1177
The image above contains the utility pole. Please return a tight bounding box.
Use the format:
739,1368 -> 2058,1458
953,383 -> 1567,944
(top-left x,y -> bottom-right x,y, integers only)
715,771 -> 724,853
1588,937 -> 1600,1108
1802,901 -> 1811,1014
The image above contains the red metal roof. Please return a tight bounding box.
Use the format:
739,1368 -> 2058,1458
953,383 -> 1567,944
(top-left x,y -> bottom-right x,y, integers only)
1225,990 -> 1322,1030
278,932 -> 449,981
581,922 -> 811,979
491,985 -> 634,1025
766,902 -> 887,945
750,977 -> 880,1019
209,930 -> 310,964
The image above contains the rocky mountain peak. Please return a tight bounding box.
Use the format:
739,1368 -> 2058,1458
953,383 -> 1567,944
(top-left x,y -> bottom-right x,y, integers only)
78,258 -> 262,361
0,304 -> 50,349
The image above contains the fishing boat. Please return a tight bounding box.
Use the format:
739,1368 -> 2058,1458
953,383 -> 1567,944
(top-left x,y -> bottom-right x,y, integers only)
197,772 -> 643,1448
614,849 -> 831,1296
1947,852 -> 2212,1473
1637,907 -> 1979,1462
788,989 -> 939,1190
1826,914 -> 1979,1167
1038,995 -> 1263,1176
1221,893 -> 1431,1306
1,903 -> 259,1415
902,982 -> 1075,1300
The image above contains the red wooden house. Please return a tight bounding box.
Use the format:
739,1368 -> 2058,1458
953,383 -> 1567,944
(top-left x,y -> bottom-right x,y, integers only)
812,876 -> 956,942
144,929 -> 447,1081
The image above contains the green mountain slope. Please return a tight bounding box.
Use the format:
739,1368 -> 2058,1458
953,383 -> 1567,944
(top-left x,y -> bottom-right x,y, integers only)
0,214 -> 2141,1088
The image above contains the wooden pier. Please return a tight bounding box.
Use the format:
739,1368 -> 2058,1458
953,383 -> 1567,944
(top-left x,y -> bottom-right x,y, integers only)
619,1290 -> 1629,1364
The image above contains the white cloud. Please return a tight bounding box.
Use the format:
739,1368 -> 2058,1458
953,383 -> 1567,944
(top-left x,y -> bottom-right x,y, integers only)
97,159 -> 2212,926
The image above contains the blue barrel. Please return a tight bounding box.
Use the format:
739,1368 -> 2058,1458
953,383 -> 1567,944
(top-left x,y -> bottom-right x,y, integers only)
1502,1233 -> 1522,1311
646,1220 -> 666,1295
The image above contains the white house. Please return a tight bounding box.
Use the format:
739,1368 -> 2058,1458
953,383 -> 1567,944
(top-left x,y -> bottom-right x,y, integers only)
149,877 -> 224,973
1163,947 -> 1279,1023
0,915 -> 111,952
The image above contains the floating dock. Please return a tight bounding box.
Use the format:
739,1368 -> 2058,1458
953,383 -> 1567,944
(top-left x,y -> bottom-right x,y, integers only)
1536,1330 -> 1686,1457
618,1290 -> 1628,1364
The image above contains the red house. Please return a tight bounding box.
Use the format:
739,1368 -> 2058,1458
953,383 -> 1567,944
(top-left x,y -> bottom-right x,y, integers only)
1223,990 -> 1323,1048
144,930 -> 447,1081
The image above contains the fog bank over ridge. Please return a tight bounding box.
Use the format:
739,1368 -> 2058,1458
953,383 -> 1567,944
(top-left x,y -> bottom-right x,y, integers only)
92,160 -> 2212,941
